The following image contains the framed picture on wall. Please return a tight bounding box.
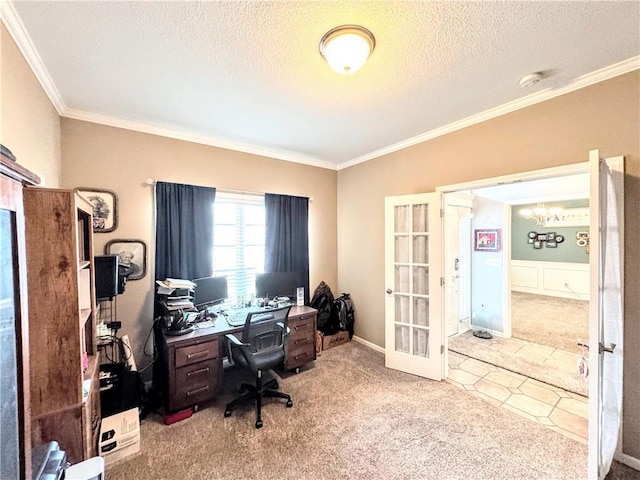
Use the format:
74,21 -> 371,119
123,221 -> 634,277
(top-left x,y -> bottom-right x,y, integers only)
105,239 -> 147,280
76,188 -> 118,233
474,228 -> 501,252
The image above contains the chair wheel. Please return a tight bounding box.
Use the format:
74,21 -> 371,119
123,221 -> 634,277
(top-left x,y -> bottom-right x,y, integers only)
286,399 -> 293,408
224,410 -> 232,417
255,420 -> 263,429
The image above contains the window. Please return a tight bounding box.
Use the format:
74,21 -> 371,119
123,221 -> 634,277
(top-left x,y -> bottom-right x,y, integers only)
213,192 -> 265,299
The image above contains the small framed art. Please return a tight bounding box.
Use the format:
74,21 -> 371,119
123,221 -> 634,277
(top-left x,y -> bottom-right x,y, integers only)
474,228 -> 502,252
77,188 -> 118,233
105,239 -> 147,280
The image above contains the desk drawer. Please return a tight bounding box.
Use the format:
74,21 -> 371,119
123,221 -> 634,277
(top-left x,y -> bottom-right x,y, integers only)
286,329 -> 315,370
175,340 -> 218,368
288,330 -> 315,350
288,314 -> 315,336
286,345 -> 315,370
174,359 -> 218,410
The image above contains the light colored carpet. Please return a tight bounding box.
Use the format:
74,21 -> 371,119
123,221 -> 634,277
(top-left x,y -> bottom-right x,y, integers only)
511,291 -> 589,352
106,342 -> 586,480
448,330 -> 588,397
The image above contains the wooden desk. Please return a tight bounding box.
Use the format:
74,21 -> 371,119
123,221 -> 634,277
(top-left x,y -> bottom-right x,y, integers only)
155,305 -> 317,413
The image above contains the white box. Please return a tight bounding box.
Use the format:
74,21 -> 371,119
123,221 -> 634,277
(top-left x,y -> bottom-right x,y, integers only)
99,408 -> 140,465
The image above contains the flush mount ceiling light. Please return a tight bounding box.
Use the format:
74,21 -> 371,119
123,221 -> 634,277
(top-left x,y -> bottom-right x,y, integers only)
319,25 -> 375,75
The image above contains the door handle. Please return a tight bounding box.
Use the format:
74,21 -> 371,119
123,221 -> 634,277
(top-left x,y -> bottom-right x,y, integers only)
600,343 -> 616,354
386,288 -> 393,294
577,342 -> 616,354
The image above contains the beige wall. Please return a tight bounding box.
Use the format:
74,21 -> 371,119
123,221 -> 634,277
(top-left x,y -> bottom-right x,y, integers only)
1,23 -> 61,186
4,14 -> 639,461
60,118 -> 338,372
337,71 -> 640,458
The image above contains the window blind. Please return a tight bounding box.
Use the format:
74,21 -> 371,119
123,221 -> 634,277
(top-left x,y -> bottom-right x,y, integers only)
213,192 -> 265,299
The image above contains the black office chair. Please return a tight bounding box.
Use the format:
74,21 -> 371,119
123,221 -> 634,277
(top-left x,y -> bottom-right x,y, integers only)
224,305 -> 293,428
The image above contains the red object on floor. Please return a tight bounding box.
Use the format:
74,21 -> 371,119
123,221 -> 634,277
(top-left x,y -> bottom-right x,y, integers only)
163,408 -> 192,425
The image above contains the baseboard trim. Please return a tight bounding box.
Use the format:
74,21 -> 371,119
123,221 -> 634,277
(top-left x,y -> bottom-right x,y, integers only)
615,452 -> 640,471
352,335 -> 384,354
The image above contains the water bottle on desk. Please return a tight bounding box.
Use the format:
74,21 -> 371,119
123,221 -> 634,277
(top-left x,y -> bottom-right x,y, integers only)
296,287 -> 304,306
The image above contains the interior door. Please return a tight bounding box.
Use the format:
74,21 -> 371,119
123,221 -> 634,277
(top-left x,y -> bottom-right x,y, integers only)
588,151 -> 625,479
384,193 -> 443,380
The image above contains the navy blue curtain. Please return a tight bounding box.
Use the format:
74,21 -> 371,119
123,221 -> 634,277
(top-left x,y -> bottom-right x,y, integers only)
155,181 -> 216,281
265,194 -> 310,305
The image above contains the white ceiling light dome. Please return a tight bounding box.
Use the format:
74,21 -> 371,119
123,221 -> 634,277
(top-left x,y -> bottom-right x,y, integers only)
319,25 -> 376,75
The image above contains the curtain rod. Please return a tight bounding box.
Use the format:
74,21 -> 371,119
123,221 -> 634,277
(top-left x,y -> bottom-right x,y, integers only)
144,179 -> 313,201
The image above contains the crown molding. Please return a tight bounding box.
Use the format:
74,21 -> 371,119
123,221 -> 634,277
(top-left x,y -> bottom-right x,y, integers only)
4,0 -> 637,173
63,109 -> 337,170
0,1 -> 66,114
338,56 -> 640,170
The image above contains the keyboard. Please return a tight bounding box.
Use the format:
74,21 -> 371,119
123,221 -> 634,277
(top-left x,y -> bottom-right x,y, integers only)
224,308 -> 274,327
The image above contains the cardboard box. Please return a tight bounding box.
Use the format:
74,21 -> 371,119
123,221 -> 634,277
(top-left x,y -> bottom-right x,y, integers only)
322,330 -> 350,350
99,407 -> 140,465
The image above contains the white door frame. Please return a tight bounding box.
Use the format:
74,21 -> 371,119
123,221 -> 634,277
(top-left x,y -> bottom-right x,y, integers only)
443,193 -> 474,337
436,156 -> 628,478
437,162 -> 589,339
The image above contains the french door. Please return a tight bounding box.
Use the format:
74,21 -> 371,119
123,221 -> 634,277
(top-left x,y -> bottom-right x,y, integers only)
588,151 -> 625,479
384,193 -> 444,380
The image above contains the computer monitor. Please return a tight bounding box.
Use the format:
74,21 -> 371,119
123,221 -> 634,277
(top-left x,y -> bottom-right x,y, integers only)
255,272 -> 298,299
193,276 -> 228,308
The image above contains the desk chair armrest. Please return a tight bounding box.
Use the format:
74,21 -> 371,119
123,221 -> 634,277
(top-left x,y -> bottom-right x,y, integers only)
276,322 -> 290,337
225,333 -> 247,347
225,333 -> 250,367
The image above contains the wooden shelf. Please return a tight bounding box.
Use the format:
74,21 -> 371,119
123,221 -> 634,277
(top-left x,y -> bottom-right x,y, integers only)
24,188 -> 101,463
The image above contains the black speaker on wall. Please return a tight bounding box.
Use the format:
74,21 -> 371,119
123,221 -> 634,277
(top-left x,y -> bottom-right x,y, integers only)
94,254 -> 123,299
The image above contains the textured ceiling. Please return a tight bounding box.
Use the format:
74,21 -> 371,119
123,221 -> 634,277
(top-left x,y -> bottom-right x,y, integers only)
4,1 -> 640,169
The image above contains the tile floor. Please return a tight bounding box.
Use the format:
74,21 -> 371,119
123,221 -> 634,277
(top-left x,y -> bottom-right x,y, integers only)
447,350 -> 589,444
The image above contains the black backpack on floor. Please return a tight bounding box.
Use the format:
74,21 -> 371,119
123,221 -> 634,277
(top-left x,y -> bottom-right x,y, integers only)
334,293 -> 355,338
310,281 -> 339,335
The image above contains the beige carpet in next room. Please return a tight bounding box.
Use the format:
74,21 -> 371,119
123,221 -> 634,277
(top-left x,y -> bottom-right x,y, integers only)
511,291 -> 589,352
106,342 -> 587,480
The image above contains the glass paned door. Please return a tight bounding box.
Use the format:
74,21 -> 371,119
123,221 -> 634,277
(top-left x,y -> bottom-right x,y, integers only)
0,209 -> 20,479
385,193 -> 443,380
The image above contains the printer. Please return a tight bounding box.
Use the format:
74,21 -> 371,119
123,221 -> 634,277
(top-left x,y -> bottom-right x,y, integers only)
98,407 -> 140,465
